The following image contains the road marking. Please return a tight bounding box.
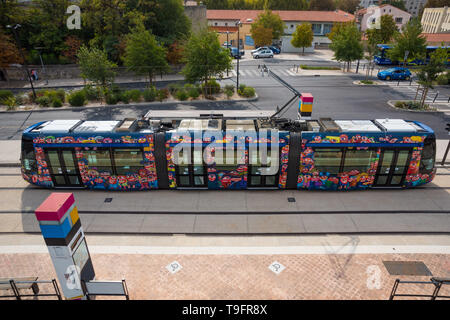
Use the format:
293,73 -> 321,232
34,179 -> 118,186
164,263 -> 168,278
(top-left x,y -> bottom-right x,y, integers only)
166,261 -> 182,274
0,245 -> 449,255
269,261 -> 286,274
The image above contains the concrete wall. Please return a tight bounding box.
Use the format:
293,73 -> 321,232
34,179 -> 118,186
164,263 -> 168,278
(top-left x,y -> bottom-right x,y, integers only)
184,4 -> 207,33
280,36 -> 314,53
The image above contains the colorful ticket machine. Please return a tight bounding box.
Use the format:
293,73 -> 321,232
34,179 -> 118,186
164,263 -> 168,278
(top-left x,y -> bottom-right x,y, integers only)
35,193 -> 95,300
299,93 -> 314,120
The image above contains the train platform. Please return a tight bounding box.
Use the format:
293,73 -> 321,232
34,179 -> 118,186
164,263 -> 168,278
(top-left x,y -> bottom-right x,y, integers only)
0,233 -> 449,299
0,165 -> 449,234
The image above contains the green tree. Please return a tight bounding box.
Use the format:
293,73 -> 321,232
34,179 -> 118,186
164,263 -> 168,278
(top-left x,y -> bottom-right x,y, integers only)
416,46 -> 448,108
252,10 -> 285,40
182,28 -> 232,95
388,19 -> 427,65
77,46 -> 117,89
366,15 -> 398,44
365,29 -> 380,80
250,25 -> 273,47
336,0 -> 360,14
123,22 -> 169,86
309,0 -> 336,11
329,23 -> 364,72
291,23 -> 314,55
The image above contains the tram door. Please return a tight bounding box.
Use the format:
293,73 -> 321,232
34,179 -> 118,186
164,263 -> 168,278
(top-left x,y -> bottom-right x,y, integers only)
374,149 -> 411,187
45,149 -> 83,187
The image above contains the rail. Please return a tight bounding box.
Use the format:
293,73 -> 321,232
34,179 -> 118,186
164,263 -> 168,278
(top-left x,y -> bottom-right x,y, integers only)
389,277 -> 450,300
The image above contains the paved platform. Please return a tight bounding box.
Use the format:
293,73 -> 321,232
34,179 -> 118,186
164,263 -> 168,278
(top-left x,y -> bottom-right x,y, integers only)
0,234 -> 448,300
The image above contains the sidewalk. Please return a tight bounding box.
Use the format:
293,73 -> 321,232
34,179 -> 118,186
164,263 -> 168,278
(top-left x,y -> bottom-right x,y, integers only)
0,233 -> 449,299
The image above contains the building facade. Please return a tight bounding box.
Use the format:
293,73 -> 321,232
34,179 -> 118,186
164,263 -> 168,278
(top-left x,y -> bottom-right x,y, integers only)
357,4 -> 411,32
421,6 -> 450,33
404,0 -> 427,17
207,10 -> 355,53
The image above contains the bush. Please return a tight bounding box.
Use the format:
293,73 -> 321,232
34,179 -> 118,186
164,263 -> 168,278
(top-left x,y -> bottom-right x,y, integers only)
175,89 -> 189,101
36,95 -> 51,108
202,79 -> 221,95
119,91 -> 131,104
82,85 -> 100,101
68,91 -> 86,107
395,101 -> 428,110
128,89 -> 142,103
52,98 -> 63,108
143,87 -> 157,102
4,96 -> 17,110
239,83 -> 246,93
241,86 -> 256,98
436,73 -> 449,85
168,83 -> 182,95
55,89 -> 66,102
157,88 -> 169,102
0,90 -> 13,104
188,87 -> 200,99
224,85 -> 235,99
105,93 -> 119,105
360,80 -> 374,85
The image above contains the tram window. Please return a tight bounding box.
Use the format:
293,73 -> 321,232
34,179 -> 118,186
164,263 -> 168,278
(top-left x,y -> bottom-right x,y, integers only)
313,148 -> 342,174
343,149 -> 376,174
394,150 -> 410,174
22,140 -> 37,172
47,150 -> 63,173
85,149 -> 113,174
420,139 -> 435,173
113,148 -> 144,175
62,150 -> 77,174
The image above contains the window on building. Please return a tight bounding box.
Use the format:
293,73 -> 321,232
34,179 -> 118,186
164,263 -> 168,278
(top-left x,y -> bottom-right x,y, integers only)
395,17 -> 403,24
312,24 -> 322,35
323,24 -> 333,35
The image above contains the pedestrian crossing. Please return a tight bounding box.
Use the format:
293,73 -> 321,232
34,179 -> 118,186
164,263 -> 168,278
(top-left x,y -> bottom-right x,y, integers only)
386,81 -> 450,104
229,68 -> 298,78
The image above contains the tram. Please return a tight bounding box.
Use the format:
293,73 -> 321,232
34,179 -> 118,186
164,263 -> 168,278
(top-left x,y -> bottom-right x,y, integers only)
21,112 -> 436,191
374,44 -> 450,66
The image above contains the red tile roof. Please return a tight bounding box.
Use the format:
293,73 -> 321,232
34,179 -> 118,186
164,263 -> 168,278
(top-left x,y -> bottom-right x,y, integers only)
422,33 -> 450,44
207,10 -> 355,24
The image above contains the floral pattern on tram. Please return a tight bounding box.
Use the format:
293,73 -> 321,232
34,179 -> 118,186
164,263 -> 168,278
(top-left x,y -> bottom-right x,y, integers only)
22,146 -> 53,187
29,134 -> 158,190
297,144 -> 381,190
207,148 -> 248,190
307,134 -> 426,145
404,146 -> 434,187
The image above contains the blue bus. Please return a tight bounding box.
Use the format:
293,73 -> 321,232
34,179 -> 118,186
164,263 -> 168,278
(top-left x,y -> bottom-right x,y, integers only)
374,44 -> 450,66
21,116 -> 436,191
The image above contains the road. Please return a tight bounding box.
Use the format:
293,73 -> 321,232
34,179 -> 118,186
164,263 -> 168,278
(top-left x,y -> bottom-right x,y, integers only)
1,61 -> 449,140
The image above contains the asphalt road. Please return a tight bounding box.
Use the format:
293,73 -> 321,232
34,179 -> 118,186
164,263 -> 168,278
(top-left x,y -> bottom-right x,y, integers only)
1,61 -> 449,140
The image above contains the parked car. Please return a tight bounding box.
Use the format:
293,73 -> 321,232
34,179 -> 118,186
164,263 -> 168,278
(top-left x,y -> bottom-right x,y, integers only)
251,46 -> 269,55
269,46 -> 281,54
377,67 -> 412,81
229,47 -> 245,59
253,49 -> 274,59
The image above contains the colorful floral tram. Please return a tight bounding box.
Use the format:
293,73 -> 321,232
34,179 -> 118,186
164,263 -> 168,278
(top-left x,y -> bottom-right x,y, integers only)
21,114 -> 436,191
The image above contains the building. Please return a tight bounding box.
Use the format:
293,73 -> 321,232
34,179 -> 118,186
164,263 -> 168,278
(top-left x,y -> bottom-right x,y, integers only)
356,4 -> 411,32
359,0 -> 380,9
404,0 -> 427,17
422,33 -> 450,46
207,10 -> 355,53
183,1 -> 207,33
421,6 -> 450,33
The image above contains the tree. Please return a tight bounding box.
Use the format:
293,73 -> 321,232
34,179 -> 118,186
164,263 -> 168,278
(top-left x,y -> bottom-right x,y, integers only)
309,0 -> 336,11
123,22 -> 169,86
329,23 -> 364,72
166,42 -> 185,65
182,28 -> 232,95
77,46 -> 117,89
365,14 -> 398,45
388,19 -> 427,65
416,46 -> 448,108
0,27 -> 22,81
62,36 -> 83,63
250,25 -> 273,48
291,23 -> 314,55
252,10 -> 285,40
365,29 -> 380,80
336,0 -> 360,14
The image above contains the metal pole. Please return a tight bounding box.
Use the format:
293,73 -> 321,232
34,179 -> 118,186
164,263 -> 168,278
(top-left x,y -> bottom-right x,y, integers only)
356,60 -> 360,73
236,22 -> 240,92
441,140 -> 450,166
433,92 -> 438,103
8,25 -> 36,99
226,31 -> 229,77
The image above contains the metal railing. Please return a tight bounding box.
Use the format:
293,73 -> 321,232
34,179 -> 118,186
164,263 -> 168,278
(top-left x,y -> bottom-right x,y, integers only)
0,278 -> 62,300
389,277 -> 450,300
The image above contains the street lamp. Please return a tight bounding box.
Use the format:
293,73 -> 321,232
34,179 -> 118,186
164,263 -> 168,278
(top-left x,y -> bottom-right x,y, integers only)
226,31 -> 229,77
6,24 -> 36,99
235,21 -> 242,92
